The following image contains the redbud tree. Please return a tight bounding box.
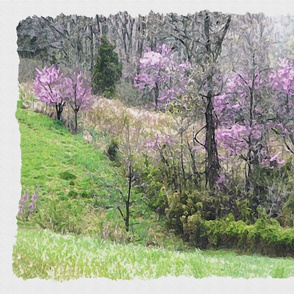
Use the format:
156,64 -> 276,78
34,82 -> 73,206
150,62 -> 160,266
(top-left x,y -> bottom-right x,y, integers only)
214,73 -> 284,178
135,44 -> 191,111
214,13 -> 278,192
270,58 -> 294,155
34,65 -> 93,133
135,45 -> 198,194
63,71 -> 93,134
211,15 -> 294,220
34,64 -> 65,121
213,70 -> 292,220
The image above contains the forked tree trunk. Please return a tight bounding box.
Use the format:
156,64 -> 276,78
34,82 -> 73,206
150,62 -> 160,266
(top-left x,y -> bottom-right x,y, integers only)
55,102 -> 64,121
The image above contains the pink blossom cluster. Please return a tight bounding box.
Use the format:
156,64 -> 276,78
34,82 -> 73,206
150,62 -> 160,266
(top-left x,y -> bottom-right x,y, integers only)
34,64 -> 64,104
216,124 -> 249,156
139,45 -> 171,67
216,124 -> 285,168
269,59 -> 294,132
63,71 -> 93,111
214,74 -> 265,126
214,71 -> 285,169
269,59 -> 294,95
135,44 -> 191,105
34,65 -> 93,110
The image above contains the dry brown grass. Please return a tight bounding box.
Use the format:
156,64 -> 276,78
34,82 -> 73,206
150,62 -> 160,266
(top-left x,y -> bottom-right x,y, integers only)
19,82 -> 291,170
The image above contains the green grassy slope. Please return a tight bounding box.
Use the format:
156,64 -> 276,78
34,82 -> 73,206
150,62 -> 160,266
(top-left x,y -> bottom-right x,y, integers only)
15,106 -> 186,247
17,106 -> 117,200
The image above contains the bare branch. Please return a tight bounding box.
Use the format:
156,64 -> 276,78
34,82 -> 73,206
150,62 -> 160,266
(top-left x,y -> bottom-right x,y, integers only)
194,125 -> 206,148
116,206 -> 125,221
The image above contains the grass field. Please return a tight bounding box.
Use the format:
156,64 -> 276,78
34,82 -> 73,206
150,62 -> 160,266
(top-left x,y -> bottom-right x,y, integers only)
13,228 -> 294,281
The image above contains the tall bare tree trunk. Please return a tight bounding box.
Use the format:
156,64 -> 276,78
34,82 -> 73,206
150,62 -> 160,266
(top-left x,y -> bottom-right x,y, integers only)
125,163 -> 132,232
205,89 -> 220,189
203,12 -> 222,190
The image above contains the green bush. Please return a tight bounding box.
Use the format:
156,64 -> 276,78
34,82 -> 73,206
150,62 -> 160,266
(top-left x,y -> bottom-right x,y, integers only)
182,213 -> 294,256
244,161 -> 294,221
107,139 -> 119,162
133,156 -> 168,214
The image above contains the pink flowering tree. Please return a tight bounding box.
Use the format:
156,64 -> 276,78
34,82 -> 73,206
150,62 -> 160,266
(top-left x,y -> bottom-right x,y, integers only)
269,59 -> 294,155
34,65 -> 93,134
213,69 -> 291,220
165,12 -> 232,191
135,44 -> 191,110
63,71 -> 94,134
34,64 -> 66,121
213,13 -> 283,193
214,72 -> 285,189
135,44 -> 201,195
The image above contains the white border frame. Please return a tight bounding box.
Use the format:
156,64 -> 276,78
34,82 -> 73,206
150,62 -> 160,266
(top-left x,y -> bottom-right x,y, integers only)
1,1 -> 294,293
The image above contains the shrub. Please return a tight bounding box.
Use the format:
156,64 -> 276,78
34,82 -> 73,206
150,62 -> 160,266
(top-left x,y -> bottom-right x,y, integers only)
182,213 -> 294,256
34,198 -> 86,235
107,139 -> 119,162
248,161 -> 294,220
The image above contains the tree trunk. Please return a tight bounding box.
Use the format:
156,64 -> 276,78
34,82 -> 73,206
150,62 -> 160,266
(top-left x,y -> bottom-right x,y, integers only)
205,91 -> 220,189
180,132 -> 186,188
154,82 -> 159,111
89,24 -> 94,73
245,71 -> 256,192
74,109 -> 78,134
55,103 -> 64,121
125,164 -> 132,232
203,13 -> 220,190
